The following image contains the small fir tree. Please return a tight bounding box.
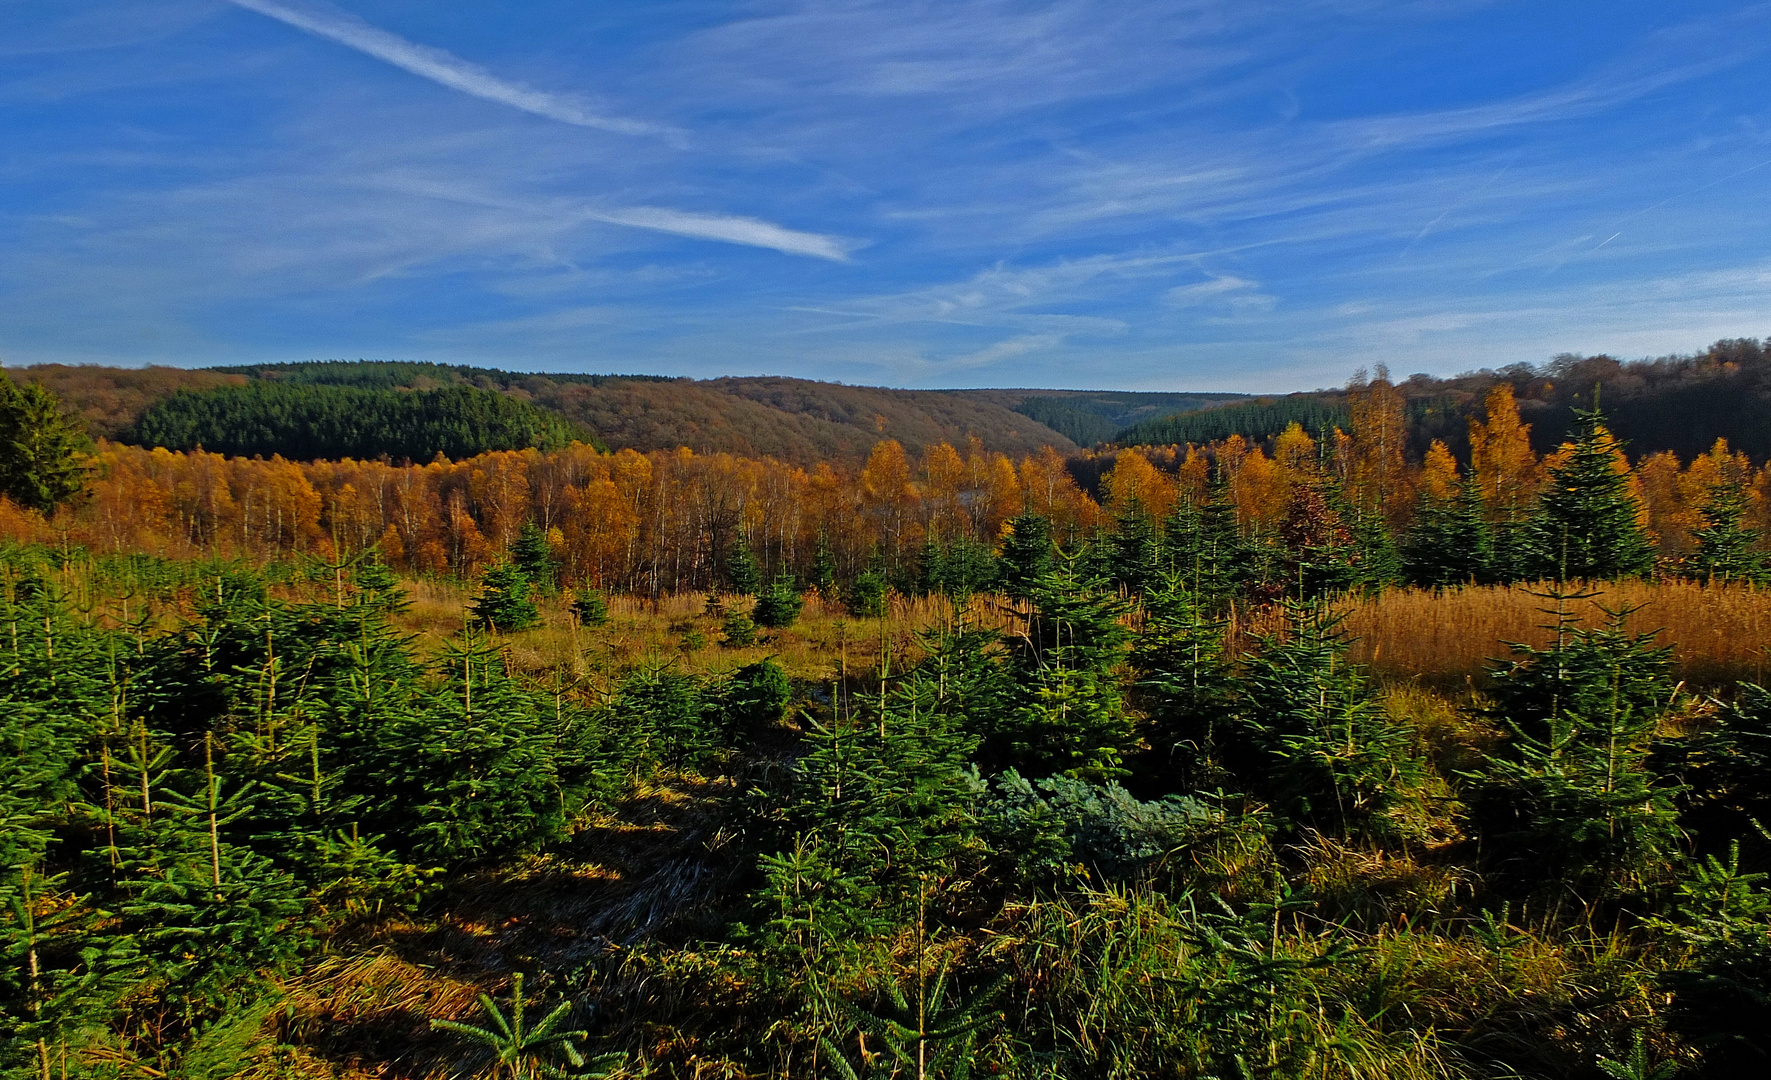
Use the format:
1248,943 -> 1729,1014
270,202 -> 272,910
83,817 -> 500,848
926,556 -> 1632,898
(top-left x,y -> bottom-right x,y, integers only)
1473,595 -> 1680,891
1277,480 -> 1359,599
808,531 -> 838,596
1349,508 -> 1402,591
1232,602 -> 1417,836
1130,576 -> 1235,789
1685,479 -> 1768,585
1105,499 -> 1162,597
846,567 -> 889,618
1403,476 -> 1494,587
998,513 -> 1055,600
1161,478 -> 1253,607
752,573 -> 804,629
721,609 -> 757,648
469,564 -> 539,633
922,535 -> 998,600
724,533 -> 762,596
510,521 -> 557,592
998,560 -> 1137,781
1525,405 -> 1653,581
571,587 -> 610,626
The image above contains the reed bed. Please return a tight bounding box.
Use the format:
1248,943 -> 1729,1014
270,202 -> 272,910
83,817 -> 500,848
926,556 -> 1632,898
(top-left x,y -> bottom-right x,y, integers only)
1329,579 -> 1771,687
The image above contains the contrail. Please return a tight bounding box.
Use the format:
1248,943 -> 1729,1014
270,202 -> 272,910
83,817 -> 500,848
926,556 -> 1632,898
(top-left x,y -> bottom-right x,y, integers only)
227,0 -> 663,136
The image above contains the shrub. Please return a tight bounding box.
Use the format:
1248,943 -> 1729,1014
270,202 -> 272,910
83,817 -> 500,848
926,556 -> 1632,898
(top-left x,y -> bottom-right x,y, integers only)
981,769 -> 1213,883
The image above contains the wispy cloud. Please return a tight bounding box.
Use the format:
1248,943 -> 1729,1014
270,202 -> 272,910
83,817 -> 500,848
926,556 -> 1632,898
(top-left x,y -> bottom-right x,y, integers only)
370,177 -> 857,261
225,0 -> 665,136
583,206 -> 856,261
1166,274 -> 1272,310
943,332 -> 1067,370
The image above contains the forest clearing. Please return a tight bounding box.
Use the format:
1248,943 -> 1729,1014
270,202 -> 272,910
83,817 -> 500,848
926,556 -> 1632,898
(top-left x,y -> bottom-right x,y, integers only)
5,360 -> 1771,1080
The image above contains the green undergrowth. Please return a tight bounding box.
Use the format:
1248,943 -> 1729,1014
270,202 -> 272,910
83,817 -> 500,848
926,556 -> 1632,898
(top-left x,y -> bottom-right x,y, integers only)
3,545 -> 1770,1080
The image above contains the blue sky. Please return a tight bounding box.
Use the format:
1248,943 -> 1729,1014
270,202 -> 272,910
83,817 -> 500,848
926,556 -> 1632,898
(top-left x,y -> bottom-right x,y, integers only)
3,1 -> 1771,391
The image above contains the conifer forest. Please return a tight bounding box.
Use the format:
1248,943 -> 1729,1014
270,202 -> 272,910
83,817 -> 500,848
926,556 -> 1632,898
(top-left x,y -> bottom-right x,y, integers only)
8,357 -> 1771,1080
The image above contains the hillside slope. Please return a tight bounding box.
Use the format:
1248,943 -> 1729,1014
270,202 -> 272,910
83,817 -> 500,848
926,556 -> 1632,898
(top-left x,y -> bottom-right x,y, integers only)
13,364 -> 246,440
523,375 -> 1087,462
9,361 -> 1240,464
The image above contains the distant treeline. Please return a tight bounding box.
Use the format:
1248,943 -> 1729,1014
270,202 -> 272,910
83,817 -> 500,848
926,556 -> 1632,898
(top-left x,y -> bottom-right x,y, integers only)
209,359 -> 677,391
1119,395 -> 1351,447
1015,391 -> 1248,448
130,382 -> 597,462
1118,338 -> 1771,464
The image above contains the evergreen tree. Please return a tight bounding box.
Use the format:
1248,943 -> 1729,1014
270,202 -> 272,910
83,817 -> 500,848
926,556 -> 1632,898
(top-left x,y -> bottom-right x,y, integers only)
1349,508 -> 1402,591
722,609 -> 758,647
725,534 -> 762,596
510,521 -> 557,592
1685,479 -> 1768,585
808,531 -> 838,596
371,633 -> 579,863
1232,603 -> 1417,836
1277,480 -> 1359,599
1130,576 -> 1234,790
469,564 -> 539,633
1473,596 -> 1680,890
352,557 -> 410,614
920,534 -> 998,601
571,587 -> 610,626
1526,406 -> 1654,580
845,563 -> 889,618
1105,499 -> 1162,597
113,753 -> 308,1024
754,667 -> 981,958
0,373 -> 89,514
1403,477 -> 1494,587
1484,590 -> 1676,750
915,532 -> 945,598
1161,478 -> 1252,607
753,573 -> 805,629
998,514 -> 1054,600
997,560 -> 1136,781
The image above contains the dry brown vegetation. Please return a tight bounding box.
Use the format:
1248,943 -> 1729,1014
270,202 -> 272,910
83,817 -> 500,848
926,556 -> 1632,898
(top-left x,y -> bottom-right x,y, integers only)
10,363 -> 245,438
1328,580 -> 1771,687
393,580 -> 978,688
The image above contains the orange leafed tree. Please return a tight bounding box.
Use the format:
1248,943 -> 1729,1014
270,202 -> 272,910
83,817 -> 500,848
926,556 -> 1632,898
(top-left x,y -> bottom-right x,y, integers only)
1345,367 -> 1411,527
1468,383 -> 1539,530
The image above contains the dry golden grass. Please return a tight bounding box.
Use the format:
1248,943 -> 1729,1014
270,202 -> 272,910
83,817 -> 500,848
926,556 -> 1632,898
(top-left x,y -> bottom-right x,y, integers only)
401,577 -> 1771,691
1331,579 -> 1771,687
392,586 -> 1011,688
277,951 -> 489,1079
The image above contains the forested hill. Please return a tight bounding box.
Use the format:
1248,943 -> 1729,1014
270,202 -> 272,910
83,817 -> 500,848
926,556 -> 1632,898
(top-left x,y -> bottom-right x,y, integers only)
1116,337 -> 1771,462
130,382 -> 597,462
8,360 -> 1242,464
